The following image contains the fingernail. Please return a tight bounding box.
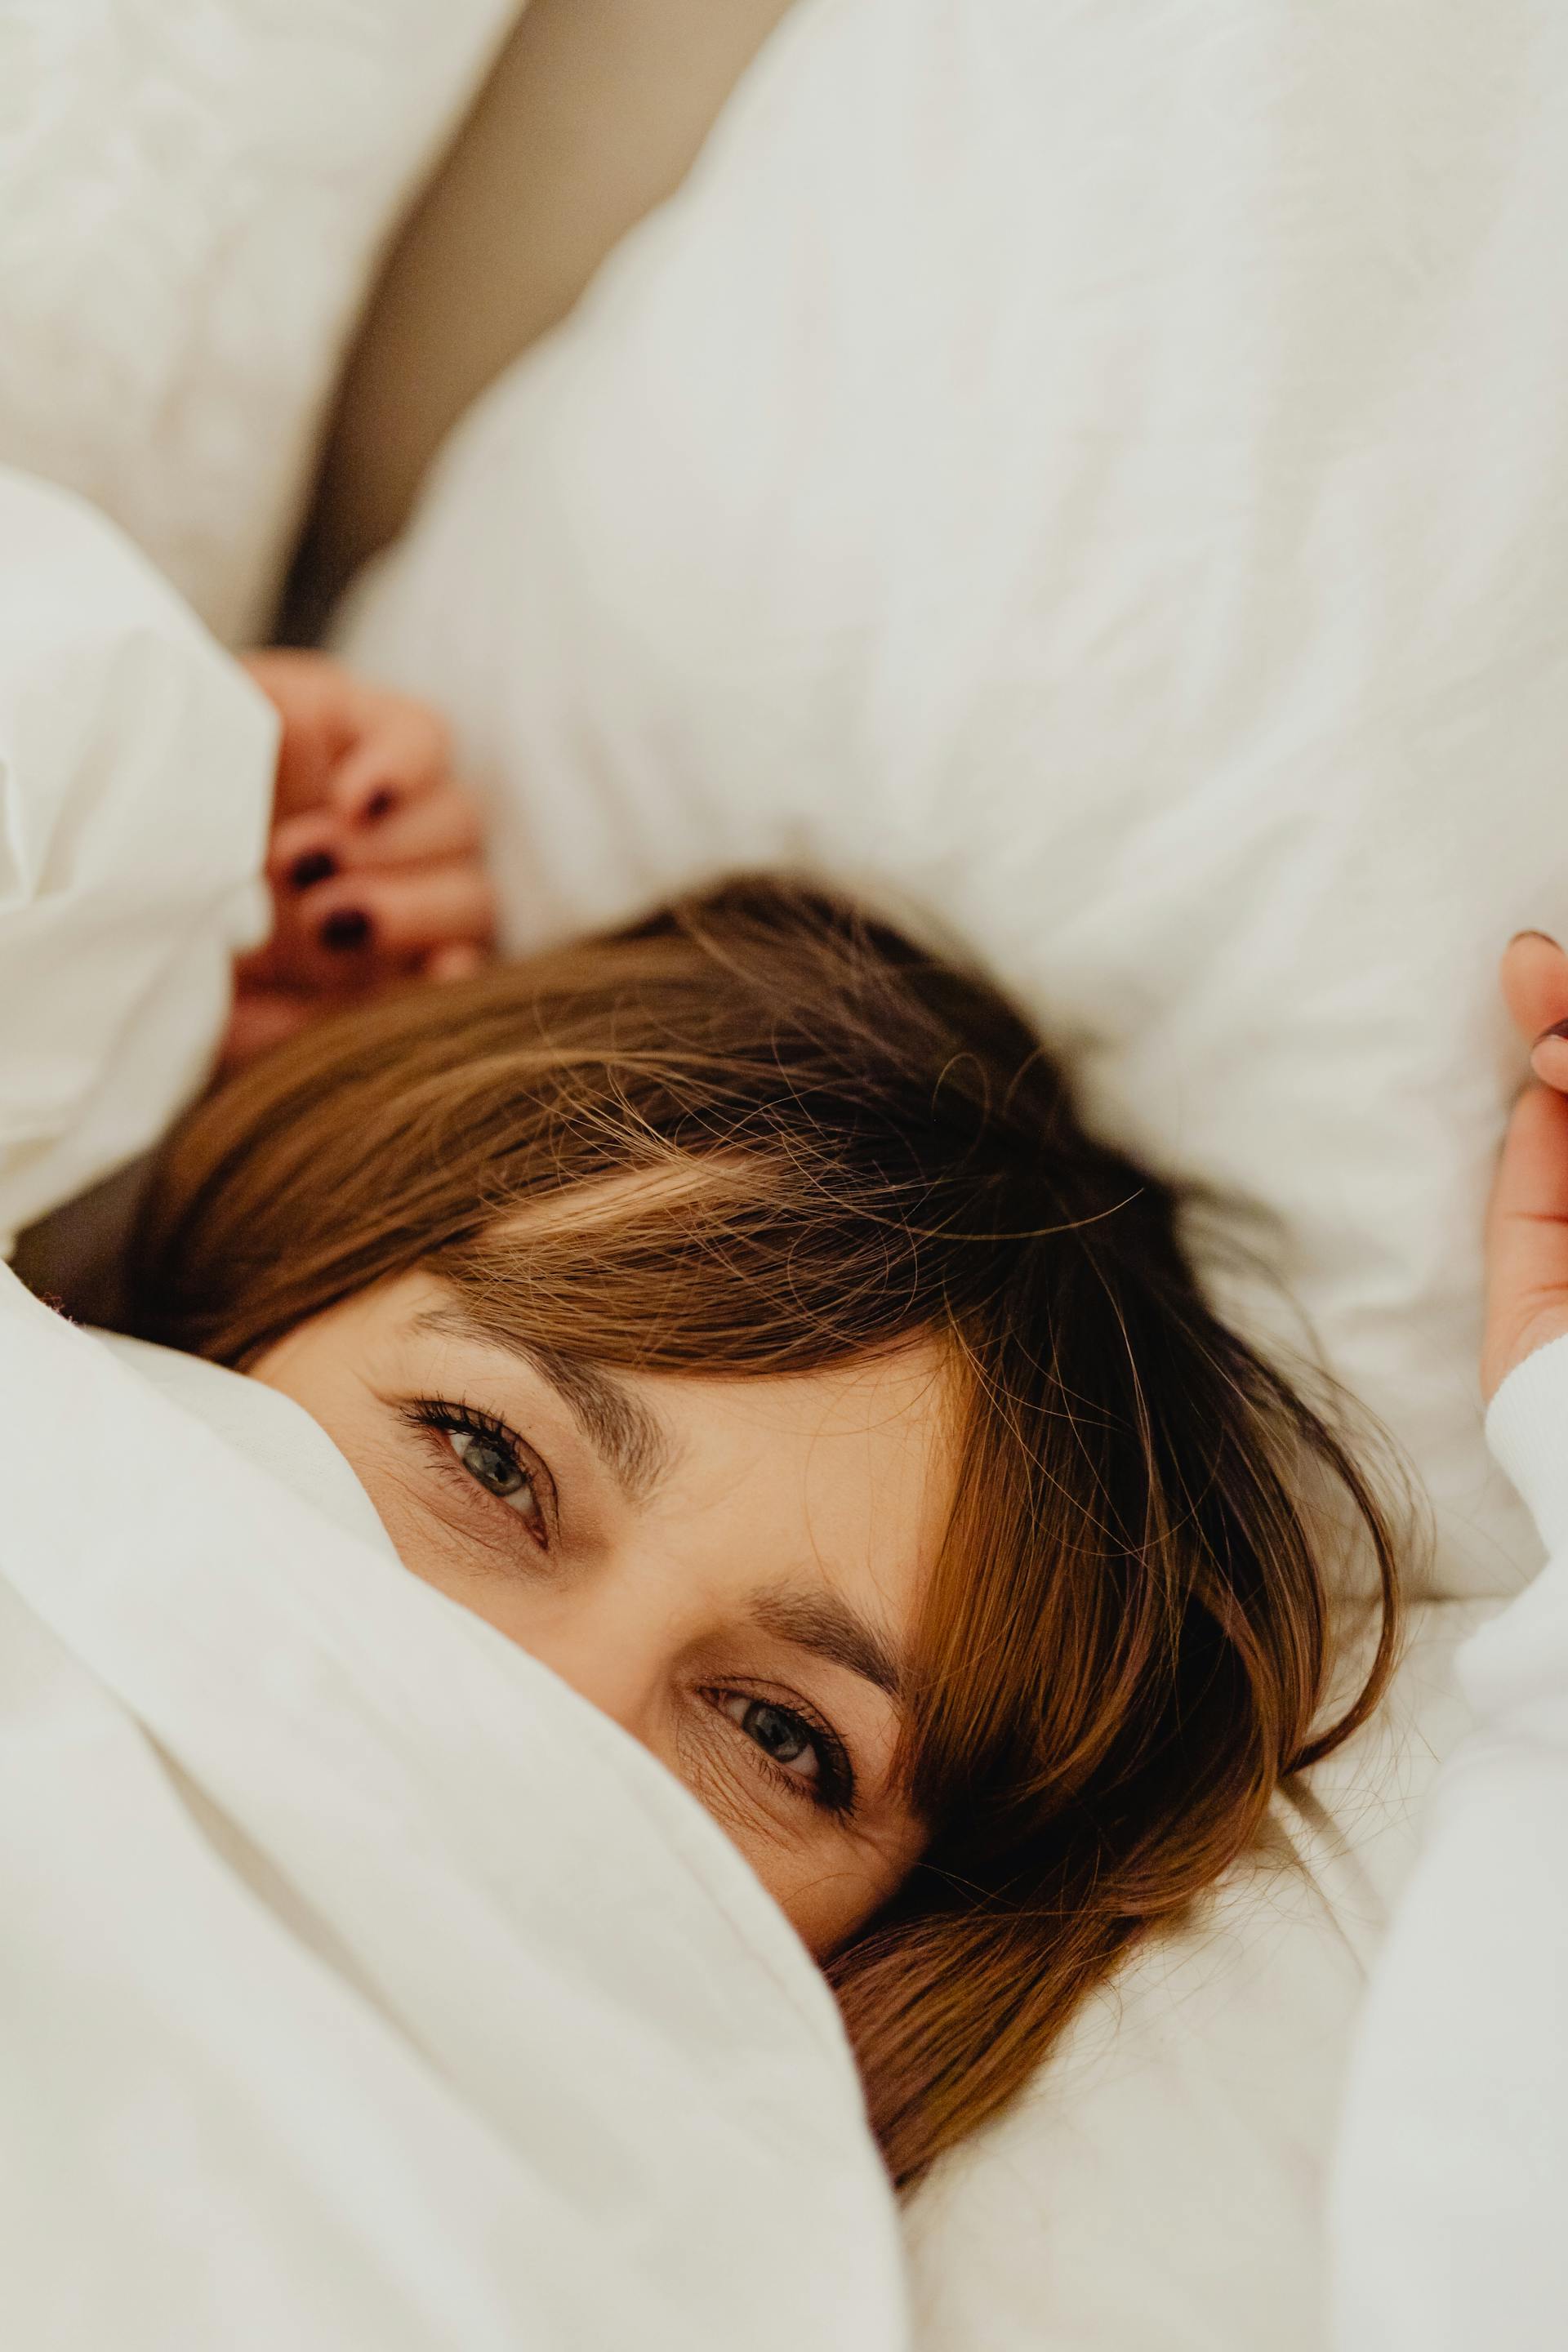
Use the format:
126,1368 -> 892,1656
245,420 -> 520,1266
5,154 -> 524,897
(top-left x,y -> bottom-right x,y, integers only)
1533,1018 -> 1568,1048
362,786 -> 399,823
319,908 -> 372,953
288,849 -> 337,892
1512,930 -> 1562,948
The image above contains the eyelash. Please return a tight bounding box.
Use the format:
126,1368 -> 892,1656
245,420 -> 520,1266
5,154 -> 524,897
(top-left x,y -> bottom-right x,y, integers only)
722,1695 -> 858,1817
403,1396 -> 552,1546
403,1398 -> 856,1818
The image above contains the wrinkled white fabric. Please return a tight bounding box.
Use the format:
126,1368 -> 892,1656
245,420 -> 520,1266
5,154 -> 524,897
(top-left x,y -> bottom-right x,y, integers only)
1332,1335 -> 1568,2352
0,0 -> 523,642
0,467 -> 273,1255
0,473 -> 907,2350
0,1273 -> 908,2351
103,1330 -> 398,1552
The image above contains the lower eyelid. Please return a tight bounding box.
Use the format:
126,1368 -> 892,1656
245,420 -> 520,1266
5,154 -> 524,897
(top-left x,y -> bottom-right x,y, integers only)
444,1429 -> 537,1515
414,1419 -> 550,1549
706,1690 -> 855,1814
717,1691 -> 818,1776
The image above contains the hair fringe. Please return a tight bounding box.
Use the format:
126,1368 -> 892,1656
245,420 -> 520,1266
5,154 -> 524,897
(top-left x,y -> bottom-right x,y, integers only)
130,876 -> 1402,2189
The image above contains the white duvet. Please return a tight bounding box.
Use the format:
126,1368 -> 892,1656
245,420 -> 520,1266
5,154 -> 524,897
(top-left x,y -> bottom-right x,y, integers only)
0,469 -> 906,2349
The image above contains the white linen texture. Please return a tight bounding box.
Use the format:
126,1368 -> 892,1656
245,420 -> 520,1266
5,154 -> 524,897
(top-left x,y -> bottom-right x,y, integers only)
0,0 -> 523,643
0,467 -> 274,1257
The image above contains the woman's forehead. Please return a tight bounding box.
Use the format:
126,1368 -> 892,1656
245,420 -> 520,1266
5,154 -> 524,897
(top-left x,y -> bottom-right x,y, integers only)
422,1278 -> 955,1494
595,1348 -> 958,1617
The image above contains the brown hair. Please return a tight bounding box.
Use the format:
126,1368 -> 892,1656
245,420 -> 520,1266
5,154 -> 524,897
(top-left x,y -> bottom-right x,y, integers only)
131,880 -> 1398,2190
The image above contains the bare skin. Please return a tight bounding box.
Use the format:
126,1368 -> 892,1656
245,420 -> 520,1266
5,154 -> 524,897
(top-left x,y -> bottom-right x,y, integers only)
254,1271 -> 945,1953
229,652 -> 497,1067
1484,932 -> 1568,1401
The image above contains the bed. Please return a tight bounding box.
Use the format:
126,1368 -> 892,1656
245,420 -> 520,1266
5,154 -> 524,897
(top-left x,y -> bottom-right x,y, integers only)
5,4 -> 1567,2344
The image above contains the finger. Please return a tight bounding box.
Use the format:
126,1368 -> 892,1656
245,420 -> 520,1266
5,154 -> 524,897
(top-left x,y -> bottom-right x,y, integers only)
232,903 -> 292,989
338,864 -> 497,960
424,942 -> 488,983
220,986 -> 321,1072
345,783 -> 484,869
245,650 -> 455,826
270,786 -> 483,889
327,698 -> 452,826
243,649 -> 368,817
1501,930 -> 1568,1044
266,811 -> 345,895
1481,1081 -> 1568,1398
1499,933 -> 1568,1097
274,862 -> 497,986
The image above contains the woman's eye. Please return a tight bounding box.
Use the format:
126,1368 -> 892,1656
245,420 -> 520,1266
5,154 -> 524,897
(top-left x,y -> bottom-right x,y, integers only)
444,1428 -> 542,1529
447,1427 -> 523,1497
719,1693 -> 821,1786
405,1399 -> 554,1546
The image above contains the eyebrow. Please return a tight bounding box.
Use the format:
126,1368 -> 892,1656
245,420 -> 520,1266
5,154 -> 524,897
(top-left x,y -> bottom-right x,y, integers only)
749,1587 -> 907,1708
412,1304 -> 674,1502
416,1303 -> 908,1703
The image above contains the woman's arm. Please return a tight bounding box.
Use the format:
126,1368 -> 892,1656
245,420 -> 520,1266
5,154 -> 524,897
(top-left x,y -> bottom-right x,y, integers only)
1330,929 -> 1568,2351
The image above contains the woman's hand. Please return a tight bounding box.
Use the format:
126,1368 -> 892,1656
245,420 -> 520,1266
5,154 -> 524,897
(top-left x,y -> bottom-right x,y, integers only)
225,651 -> 496,1067
1482,932 -> 1568,1400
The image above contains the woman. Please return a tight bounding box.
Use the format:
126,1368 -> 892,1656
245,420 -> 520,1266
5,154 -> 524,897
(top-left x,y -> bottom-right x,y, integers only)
130,862 -> 1399,2190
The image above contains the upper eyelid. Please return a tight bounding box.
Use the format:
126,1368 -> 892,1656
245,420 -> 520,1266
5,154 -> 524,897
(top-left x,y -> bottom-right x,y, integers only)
408,1397 -> 561,1544
706,1682 -> 855,1810
411,1305 -> 672,1504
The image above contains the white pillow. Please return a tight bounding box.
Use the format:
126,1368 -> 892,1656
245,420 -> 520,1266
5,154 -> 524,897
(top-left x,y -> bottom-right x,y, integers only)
906,1596 -> 1488,2352
339,0 -> 1568,1617
0,0 -> 521,644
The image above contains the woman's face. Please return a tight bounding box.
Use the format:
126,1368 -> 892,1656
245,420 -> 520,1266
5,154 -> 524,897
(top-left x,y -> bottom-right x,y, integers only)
252,1272 -> 950,1952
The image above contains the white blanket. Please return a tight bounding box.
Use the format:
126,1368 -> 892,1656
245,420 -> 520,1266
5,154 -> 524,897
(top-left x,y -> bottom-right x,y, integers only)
0,470 -> 906,2349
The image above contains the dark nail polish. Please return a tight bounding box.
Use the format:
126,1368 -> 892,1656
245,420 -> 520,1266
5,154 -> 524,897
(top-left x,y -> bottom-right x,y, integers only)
1534,1018 -> 1568,1047
363,786 -> 399,823
288,849 -> 337,891
320,907 -> 372,953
